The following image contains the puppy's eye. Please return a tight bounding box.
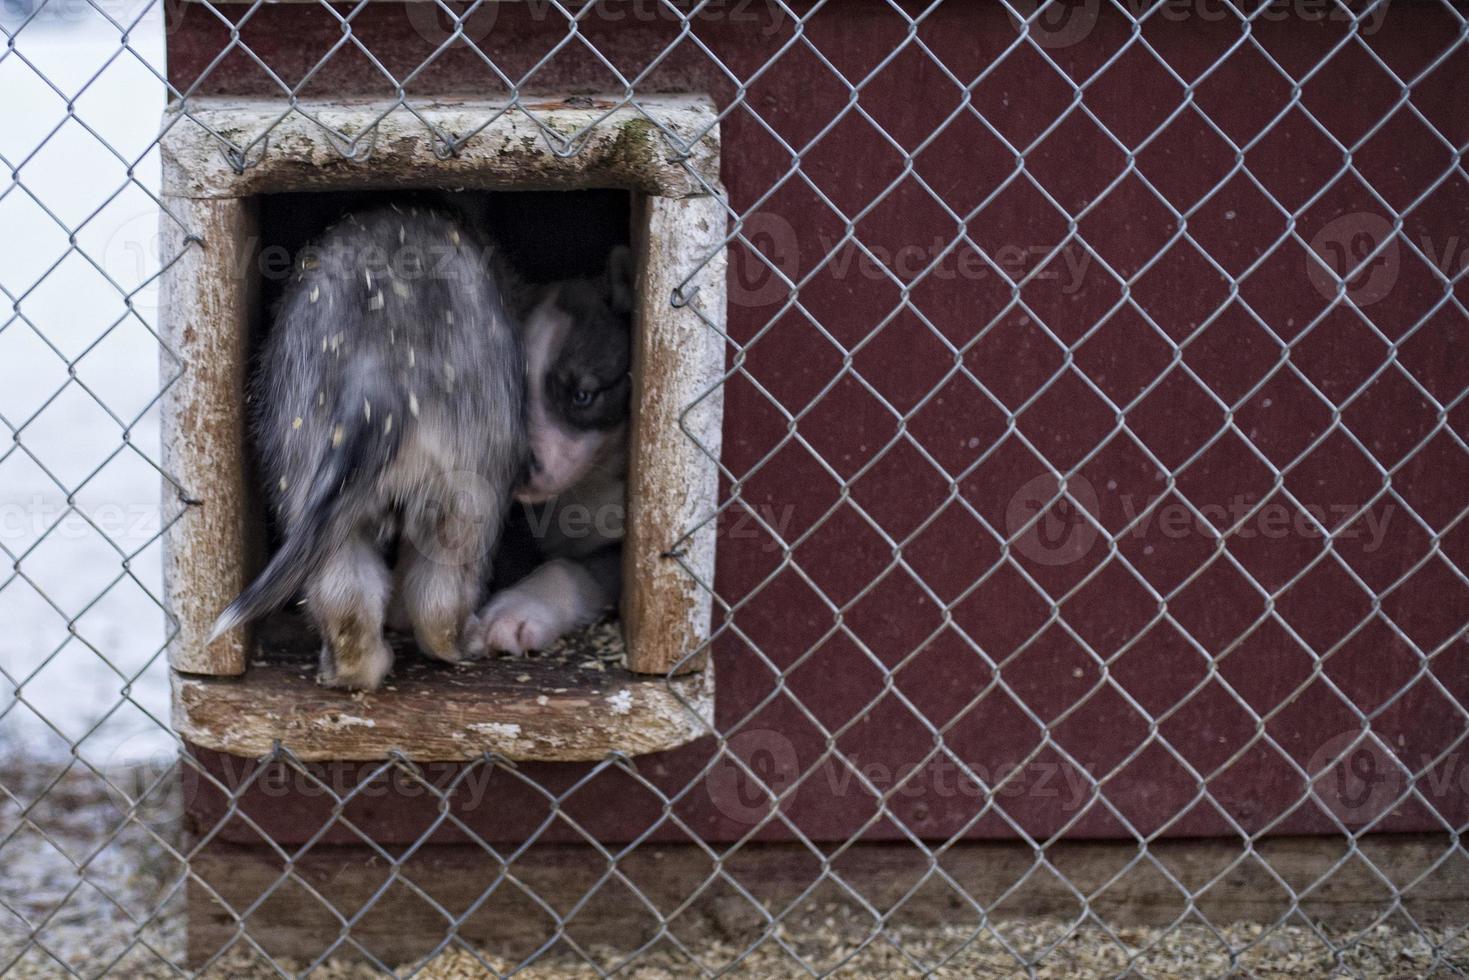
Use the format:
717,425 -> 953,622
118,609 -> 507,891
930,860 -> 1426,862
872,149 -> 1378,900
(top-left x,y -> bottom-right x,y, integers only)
571,387 -> 596,408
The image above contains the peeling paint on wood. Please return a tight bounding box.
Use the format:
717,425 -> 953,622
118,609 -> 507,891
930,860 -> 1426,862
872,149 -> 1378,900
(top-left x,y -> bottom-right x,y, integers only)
160,96 -> 725,711
160,97 -> 721,200
624,195 -> 726,676
160,196 -> 257,677
171,614 -> 714,761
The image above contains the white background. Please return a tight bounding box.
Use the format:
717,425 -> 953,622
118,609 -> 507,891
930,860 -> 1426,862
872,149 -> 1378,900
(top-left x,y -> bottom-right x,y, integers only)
0,0 -> 171,763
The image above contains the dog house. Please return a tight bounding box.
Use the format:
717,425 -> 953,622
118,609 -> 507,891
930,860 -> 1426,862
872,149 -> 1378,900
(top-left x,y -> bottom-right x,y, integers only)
158,97 -> 725,761
144,0 -> 1469,968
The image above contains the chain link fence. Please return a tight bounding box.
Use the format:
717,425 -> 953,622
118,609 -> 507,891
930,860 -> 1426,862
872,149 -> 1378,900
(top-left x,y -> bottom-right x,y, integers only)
3,0 -> 1468,975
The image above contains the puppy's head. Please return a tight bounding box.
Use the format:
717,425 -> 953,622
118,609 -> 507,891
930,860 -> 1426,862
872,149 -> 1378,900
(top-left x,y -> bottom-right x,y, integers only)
516,246 -> 634,503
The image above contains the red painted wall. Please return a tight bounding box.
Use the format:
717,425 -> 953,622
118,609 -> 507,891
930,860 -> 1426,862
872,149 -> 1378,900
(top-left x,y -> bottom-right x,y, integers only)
172,0 -> 1469,845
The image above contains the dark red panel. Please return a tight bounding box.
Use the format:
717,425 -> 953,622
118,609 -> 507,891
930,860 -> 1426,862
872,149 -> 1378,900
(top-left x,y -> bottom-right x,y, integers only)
169,1 -> 1469,846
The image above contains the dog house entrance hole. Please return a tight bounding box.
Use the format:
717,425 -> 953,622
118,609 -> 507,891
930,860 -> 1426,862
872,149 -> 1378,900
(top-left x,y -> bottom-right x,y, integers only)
160,98 -> 725,762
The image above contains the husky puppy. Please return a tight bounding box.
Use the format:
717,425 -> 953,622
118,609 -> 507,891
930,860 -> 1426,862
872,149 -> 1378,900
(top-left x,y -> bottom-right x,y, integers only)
212,206 -> 525,690
466,246 -> 633,656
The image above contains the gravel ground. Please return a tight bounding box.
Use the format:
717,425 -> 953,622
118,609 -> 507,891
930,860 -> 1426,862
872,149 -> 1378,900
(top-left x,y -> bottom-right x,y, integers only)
0,754 -> 186,977
143,919 -> 1469,978
4,756 -> 1467,978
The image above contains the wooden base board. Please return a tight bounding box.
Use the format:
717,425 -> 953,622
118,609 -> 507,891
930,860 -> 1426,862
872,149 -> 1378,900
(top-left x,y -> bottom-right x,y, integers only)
187,835 -> 1469,968
172,613 -> 713,761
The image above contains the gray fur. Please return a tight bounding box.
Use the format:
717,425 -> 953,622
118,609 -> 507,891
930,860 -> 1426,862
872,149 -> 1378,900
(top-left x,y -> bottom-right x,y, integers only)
211,206 -> 525,690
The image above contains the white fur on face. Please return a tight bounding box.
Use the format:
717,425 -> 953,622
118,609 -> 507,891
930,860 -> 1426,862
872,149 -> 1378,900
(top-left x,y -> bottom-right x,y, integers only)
517,291 -> 622,503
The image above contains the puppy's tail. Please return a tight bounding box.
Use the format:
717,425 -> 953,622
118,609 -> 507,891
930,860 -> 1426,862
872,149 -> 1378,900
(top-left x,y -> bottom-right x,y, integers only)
208,391 -> 401,642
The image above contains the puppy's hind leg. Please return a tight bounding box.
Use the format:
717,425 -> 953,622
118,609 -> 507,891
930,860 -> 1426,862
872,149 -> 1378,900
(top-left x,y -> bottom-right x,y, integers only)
398,494 -> 496,665
308,530 -> 394,691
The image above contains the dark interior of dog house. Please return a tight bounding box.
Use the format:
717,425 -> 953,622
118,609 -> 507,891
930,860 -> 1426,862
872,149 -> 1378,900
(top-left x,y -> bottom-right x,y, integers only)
247,187 -> 633,647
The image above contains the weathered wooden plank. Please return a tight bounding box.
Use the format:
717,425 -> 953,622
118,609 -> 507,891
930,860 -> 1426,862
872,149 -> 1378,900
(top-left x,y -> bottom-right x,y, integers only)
160,96 -> 721,200
623,194 -> 726,676
172,614 -> 714,761
186,835 -> 1469,968
160,196 -> 258,676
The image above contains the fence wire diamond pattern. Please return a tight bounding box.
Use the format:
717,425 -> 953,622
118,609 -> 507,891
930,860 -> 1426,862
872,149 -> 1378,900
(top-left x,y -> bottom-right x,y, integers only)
2,0 -> 1468,975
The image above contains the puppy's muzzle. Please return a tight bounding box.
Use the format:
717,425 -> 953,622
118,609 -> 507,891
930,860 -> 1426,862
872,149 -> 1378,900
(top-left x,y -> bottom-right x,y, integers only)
515,452 -> 554,503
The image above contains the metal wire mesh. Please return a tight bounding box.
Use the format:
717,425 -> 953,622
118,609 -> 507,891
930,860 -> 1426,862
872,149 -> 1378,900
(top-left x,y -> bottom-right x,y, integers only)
2,0 -> 1468,975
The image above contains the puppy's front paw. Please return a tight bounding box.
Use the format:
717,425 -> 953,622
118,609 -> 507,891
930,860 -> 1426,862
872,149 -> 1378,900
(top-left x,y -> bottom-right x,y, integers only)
466,590 -> 569,657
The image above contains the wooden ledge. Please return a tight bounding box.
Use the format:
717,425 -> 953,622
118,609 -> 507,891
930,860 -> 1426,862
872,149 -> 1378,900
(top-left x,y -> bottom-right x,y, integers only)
171,614 -> 714,762
160,95 -> 721,200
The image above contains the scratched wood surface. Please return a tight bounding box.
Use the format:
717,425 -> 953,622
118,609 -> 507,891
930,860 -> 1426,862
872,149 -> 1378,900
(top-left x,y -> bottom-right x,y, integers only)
159,196 -> 258,677
172,613 -> 715,761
